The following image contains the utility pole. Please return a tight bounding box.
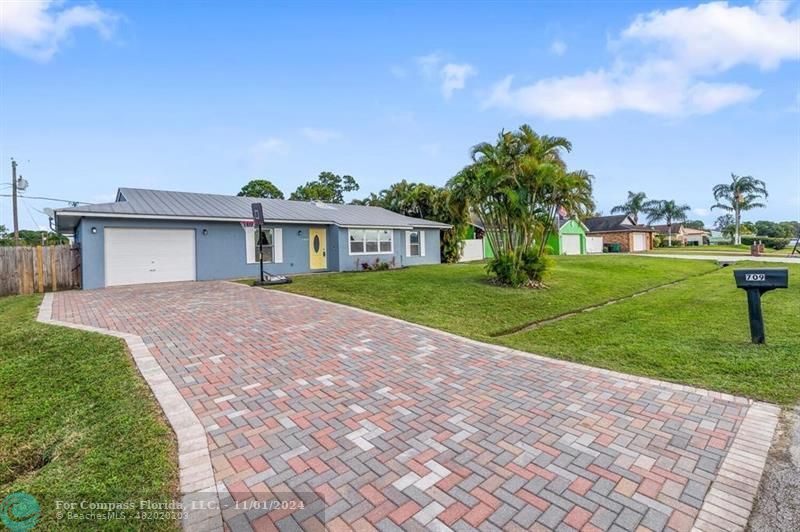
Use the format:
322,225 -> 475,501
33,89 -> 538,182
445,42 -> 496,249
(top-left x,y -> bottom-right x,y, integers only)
11,158 -> 19,246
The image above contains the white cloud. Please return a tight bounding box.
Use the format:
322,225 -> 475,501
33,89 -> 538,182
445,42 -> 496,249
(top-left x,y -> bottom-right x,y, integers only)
250,138 -> 288,161
0,0 -> 118,62
441,63 -> 477,99
414,52 -> 476,99
484,1 -> 798,119
416,52 -> 444,78
693,207 -> 710,217
300,128 -> 342,144
549,39 -> 567,56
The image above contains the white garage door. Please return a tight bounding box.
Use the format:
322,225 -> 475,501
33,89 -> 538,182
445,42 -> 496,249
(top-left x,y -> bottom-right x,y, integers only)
561,234 -> 582,255
632,233 -> 647,252
104,228 -> 196,287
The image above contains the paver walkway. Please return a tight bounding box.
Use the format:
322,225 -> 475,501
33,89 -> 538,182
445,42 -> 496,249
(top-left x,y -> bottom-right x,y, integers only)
51,281 -> 775,531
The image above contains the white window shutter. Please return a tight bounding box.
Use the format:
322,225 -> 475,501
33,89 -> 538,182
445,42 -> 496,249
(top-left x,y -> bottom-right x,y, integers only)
274,228 -> 283,263
420,230 -> 426,256
405,231 -> 411,256
243,225 -> 255,264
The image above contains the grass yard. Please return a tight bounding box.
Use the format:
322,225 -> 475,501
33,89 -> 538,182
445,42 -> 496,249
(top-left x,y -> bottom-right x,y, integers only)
499,262 -> 800,404
274,256 -> 718,338
0,295 -> 178,531
271,257 -> 799,404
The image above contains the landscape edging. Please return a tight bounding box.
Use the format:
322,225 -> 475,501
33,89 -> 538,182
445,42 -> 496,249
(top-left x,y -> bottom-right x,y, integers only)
38,293 -> 223,532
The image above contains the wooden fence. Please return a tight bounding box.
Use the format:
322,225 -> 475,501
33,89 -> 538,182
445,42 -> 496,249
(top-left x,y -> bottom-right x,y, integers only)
0,245 -> 81,296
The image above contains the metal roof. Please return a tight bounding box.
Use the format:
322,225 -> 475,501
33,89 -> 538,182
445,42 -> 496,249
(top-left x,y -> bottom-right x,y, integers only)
55,187 -> 451,232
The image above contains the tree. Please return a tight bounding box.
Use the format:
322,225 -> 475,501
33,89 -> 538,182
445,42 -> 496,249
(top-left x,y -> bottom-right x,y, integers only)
237,179 -> 284,199
683,220 -> 705,230
753,220 -> 794,239
353,180 -> 469,263
610,191 -> 648,224
711,173 -> 768,245
448,125 -> 594,286
290,171 -> 359,203
643,199 -> 691,247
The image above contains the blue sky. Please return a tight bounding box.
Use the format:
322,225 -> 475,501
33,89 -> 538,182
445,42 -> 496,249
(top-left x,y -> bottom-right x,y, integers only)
1,0 -> 798,232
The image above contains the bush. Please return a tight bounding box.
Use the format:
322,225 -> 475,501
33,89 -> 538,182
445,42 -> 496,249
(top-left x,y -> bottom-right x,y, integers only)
740,236 -> 790,249
487,250 -> 552,287
360,258 -> 391,271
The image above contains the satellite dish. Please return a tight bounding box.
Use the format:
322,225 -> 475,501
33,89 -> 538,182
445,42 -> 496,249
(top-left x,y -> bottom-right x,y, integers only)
43,208 -> 55,219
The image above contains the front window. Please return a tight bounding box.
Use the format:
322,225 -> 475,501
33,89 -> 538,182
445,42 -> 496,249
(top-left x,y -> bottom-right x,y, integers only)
255,228 -> 274,262
409,231 -> 420,256
349,228 -> 393,254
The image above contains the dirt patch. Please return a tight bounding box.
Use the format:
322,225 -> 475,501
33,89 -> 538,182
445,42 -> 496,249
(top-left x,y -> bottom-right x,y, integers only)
748,406 -> 800,531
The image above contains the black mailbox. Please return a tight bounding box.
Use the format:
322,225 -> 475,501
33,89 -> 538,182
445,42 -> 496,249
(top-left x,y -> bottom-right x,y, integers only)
733,268 -> 789,344
734,268 -> 788,290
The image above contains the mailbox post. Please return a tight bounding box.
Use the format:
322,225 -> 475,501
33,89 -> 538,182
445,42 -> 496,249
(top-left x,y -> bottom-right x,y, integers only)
733,268 -> 789,344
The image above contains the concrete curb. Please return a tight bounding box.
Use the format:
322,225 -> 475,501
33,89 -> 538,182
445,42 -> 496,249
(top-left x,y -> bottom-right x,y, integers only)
38,293 -> 223,532
241,282 -> 781,530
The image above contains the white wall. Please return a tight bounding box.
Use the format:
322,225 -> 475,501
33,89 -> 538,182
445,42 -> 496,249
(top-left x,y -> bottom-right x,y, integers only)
586,236 -> 604,254
460,239 -> 484,262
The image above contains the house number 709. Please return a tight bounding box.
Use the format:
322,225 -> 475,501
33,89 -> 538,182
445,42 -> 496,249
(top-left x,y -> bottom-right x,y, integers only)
745,273 -> 766,281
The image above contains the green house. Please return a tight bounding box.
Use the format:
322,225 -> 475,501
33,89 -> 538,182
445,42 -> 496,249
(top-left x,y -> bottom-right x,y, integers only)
546,217 -> 589,255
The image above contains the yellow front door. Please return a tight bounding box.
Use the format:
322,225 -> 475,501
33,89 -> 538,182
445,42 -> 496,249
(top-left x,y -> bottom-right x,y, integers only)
309,228 -> 327,270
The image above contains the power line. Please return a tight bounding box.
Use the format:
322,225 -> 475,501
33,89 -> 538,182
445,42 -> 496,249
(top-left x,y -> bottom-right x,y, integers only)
0,193 -> 86,205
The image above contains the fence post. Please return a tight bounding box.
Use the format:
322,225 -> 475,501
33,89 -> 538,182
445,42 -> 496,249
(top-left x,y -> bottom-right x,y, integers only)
51,246 -> 58,291
37,246 -> 45,293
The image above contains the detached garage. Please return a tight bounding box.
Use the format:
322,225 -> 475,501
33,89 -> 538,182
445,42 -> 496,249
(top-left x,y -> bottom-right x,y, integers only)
546,217 -> 589,255
104,228 -> 196,286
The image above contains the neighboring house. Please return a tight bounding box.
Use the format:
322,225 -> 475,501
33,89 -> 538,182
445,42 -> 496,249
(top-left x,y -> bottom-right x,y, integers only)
546,216 -> 589,255
584,214 -> 654,252
55,188 -> 449,289
652,224 -> 709,246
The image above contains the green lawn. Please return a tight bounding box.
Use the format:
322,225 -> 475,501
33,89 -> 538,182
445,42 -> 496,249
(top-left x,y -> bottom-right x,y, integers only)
0,295 -> 179,531
271,257 -> 799,404
499,263 -> 800,404
274,256 -> 718,338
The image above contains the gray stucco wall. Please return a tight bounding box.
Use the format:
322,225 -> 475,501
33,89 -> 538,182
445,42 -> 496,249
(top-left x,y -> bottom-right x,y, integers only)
78,218 -> 319,289
336,227 -> 441,271
76,218 -> 442,289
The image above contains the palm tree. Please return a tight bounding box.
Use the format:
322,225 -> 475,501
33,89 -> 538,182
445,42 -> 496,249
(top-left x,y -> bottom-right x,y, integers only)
711,173 -> 768,245
610,191 -> 648,224
644,199 -> 691,247
449,125 -> 593,285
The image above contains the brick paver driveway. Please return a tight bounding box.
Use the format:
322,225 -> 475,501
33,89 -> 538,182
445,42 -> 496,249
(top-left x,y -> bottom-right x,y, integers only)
52,282 -> 765,531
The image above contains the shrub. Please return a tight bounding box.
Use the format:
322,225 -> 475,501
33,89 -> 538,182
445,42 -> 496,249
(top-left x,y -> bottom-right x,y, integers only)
360,258 -> 391,271
487,250 -> 552,287
741,236 -> 790,249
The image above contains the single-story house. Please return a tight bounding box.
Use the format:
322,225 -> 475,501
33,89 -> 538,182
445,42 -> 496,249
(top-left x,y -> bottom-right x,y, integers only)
584,214 -> 654,252
652,224 -> 709,246
546,216 -> 590,255
708,230 -> 729,245
54,188 -> 449,289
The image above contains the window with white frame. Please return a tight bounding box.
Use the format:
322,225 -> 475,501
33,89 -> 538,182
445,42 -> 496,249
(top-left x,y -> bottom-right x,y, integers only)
409,231 -> 420,256
349,228 -> 393,255
405,230 -> 425,257
255,228 -> 274,262
243,224 -> 283,264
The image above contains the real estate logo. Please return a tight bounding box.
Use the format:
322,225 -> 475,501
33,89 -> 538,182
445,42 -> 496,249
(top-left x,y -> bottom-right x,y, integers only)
0,492 -> 40,532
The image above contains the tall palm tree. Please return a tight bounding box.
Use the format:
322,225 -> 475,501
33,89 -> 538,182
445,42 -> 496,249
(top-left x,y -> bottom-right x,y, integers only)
711,173 -> 768,245
644,199 -> 691,247
610,191 -> 648,224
